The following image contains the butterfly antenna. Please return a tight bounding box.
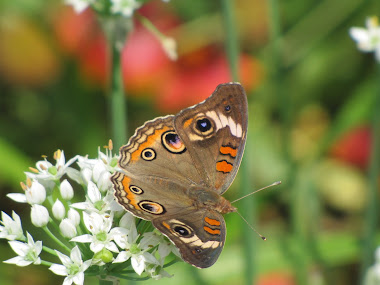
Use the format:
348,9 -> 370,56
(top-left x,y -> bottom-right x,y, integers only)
231,181 -> 281,204
235,210 -> 266,241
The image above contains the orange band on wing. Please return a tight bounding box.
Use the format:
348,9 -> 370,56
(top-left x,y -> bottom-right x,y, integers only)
220,146 -> 237,158
204,226 -> 221,235
183,118 -> 193,129
162,221 -> 171,230
216,160 -> 233,173
121,176 -> 139,209
204,217 -> 221,226
130,127 -> 170,162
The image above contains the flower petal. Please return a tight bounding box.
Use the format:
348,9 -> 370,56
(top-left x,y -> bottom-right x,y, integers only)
8,240 -> 29,256
49,264 -> 68,276
113,251 -> 131,263
87,181 -> 101,203
70,246 -> 82,264
71,234 -> 93,243
131,255 -> 146,275
72,272 -> 85,285
105,241 -> 119,253
6,193 -> 27,203
55,250 -> 72,267
4,256 -> 31,266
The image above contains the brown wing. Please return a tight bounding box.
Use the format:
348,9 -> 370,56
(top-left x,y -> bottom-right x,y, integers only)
174,83 -> 248,194
152,209 -> 226,268
116,115 -> 204,187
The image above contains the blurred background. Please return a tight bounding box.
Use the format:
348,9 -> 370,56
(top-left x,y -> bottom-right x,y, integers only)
1,0 -> 380,284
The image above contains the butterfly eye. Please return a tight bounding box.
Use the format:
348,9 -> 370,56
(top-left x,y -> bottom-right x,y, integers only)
196,118 -> 211,132
141,148 -> 156,161
129,185 -> 143,195
194,117 -> 214,136
174,226 -> 191,237
162,131 -> 186,154
138,201 -> 165,215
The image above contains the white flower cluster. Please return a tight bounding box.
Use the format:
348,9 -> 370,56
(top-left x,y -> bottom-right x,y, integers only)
1,144 -> 180,284
365,247 -> 380,285
64,0 -> 142,17
350,16 -> 380,62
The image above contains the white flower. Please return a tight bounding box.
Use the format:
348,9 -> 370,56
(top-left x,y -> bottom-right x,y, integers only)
92,161 -> 112,193
0,211 -> 25,241
30,204 -> 49,227
60,179 -> 74,200
4,232 -> 42,266
49,246 -> 92,285
97,145 -> 118,170
71,181 -> 120,214
71,212 -> 127,254
113,243 -> 159,275
113,215 -> 159,275
64,0 -> 93,13
52,199 -> 66,221
7,179 -> 46,204
145,257 -> 173,280
74,148 -> 117,186
26,150 -> 78,183
25,180 -> 46,204
350,16 -> 380,61
141,231 -> 180,260
110,0 -> 142,17
68,209 -> 81,227
60,219 -> 77,239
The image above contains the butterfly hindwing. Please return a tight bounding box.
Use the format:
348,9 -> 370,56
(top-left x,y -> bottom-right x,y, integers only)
152,210 -> 226,268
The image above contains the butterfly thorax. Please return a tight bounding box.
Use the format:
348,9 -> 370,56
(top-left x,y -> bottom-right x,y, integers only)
187,188 -> 236,214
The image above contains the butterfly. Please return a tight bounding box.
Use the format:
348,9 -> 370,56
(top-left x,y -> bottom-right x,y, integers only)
111,82 -> 247,268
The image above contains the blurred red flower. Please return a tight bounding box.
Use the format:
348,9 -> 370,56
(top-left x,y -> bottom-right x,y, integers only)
330,126 -> 371,169
52,4 -> 262,112
257,272 -> 295,285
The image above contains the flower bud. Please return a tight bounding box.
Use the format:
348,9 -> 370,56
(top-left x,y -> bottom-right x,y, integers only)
60,179 -> 74,200
92,161 -> 106,183
67,208 -> 80,227
31,205 -> 49,227
59,219 -> 77,239
25,180 -> 46,204
52,199 -> 65,221
97,172 -> 112,193
81,168 -> 92,184
94,248 -> 113,263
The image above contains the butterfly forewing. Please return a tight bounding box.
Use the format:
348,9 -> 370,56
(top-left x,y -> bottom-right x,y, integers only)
174,83 -> 248,194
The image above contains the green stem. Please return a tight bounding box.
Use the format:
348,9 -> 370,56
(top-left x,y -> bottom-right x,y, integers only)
109,274 -> 150,281
359,64 -> 380,284
40,260 -> 54,267
43,226 -> 71,254
267,0 -> 309,284
136,13 -> 166,41
220,0 -> 239,81
163,258 -> 179,268
42,245 -> 58,256
110,41 -> 128,150
98,279 -> 116,285
221,1 -> 256,285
